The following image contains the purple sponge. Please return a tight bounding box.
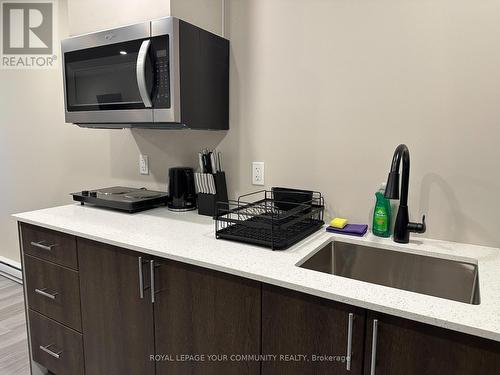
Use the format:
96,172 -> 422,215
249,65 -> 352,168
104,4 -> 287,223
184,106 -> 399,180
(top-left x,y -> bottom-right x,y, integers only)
326,224 -> 368,237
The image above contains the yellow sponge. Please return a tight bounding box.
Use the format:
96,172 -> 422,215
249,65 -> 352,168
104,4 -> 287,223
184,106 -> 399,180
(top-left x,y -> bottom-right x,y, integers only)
330,217 -> 348,229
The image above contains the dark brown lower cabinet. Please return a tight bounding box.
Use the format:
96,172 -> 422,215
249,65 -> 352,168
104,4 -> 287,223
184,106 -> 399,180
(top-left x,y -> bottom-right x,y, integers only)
18,224 -> 500,375
76,239 -> 260,375
29,310 -> 84,375
364,312 -> 500,375
262,284 -> 366,375
153,259 -> 261,375
78,239 -> 155,375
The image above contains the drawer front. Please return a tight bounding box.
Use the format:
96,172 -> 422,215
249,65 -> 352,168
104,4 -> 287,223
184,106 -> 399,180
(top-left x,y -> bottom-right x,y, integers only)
29,310 -> 84,375
21,223 -> 78,270
25,255 -> 82,332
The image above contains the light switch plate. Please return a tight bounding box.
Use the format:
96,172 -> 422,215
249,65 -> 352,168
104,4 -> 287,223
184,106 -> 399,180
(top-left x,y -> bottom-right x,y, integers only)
139,154 -> 149,175
252,162 -> 265,185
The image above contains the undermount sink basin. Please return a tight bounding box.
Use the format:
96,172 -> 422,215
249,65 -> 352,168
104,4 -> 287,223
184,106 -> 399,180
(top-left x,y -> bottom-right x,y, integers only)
297,240 -> 480,305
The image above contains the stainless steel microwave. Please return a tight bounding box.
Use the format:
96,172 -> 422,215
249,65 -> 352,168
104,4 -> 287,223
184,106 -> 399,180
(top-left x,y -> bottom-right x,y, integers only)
61,17 -> 229,129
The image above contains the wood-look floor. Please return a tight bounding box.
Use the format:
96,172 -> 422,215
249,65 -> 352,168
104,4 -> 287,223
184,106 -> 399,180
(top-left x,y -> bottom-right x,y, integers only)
0,276 -> 29,375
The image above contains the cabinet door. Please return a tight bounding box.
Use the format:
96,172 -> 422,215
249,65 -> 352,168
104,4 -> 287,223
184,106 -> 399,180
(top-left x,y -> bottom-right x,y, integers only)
78,239 -> 155,375
154,260 -> 261,375
262,284 -> 365,375
364,312 -> 500,375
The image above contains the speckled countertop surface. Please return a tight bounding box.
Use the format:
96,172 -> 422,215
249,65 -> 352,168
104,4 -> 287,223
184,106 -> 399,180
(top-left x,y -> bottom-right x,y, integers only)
13,204 -> 500,341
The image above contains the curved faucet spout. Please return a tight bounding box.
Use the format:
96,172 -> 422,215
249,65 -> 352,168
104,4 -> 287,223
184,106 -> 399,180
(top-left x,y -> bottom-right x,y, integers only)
385,144 -> 410,206
384,144 -> 425,244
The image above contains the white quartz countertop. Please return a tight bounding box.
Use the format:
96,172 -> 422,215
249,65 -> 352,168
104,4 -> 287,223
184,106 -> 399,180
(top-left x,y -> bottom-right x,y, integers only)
13,204 -> 500,342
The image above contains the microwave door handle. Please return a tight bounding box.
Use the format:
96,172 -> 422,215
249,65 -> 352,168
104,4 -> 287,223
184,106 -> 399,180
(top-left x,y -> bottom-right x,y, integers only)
136,39 -> 152,108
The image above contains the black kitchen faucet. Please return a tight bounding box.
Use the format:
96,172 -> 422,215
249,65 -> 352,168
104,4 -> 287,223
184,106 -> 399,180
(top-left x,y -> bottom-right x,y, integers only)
384,144 -> 426,243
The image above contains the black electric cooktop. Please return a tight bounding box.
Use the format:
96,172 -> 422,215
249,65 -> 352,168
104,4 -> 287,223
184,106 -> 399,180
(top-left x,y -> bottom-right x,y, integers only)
71,186 -> 168,213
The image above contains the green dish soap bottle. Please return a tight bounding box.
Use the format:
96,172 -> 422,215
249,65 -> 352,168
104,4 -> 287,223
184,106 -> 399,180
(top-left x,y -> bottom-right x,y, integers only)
373,183 -> 391,237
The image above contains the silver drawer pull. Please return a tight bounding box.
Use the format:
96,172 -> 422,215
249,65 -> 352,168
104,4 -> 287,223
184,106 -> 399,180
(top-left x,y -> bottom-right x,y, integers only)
138,257 -> 149,299
35,288 -> 58,300
138,257 -> 145,299
346,312 -> 354,371
370,319 -> 379,375
39,344 -> 62,359
30,241 -> 57,251
150,260 -> 155,303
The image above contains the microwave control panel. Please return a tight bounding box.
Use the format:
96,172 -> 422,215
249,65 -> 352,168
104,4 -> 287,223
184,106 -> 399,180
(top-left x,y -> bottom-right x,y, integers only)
153,49 -> 170,108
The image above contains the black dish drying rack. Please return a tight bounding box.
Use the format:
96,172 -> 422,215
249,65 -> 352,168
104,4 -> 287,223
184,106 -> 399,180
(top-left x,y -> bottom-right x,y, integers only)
215,189 -> 325,250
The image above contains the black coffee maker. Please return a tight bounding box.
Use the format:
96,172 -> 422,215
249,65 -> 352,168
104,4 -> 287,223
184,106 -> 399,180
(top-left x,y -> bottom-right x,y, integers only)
167,167 -> 197,211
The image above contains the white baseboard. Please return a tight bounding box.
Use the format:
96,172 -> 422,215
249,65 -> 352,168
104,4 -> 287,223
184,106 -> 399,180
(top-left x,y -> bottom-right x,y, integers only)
0,256 -> 22,284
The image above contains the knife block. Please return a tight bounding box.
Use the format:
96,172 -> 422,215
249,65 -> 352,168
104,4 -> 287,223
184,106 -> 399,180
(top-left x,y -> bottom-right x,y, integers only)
198,172 -> 228,217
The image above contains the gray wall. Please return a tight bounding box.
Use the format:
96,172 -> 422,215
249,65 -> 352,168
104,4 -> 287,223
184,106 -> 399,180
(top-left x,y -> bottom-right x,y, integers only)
219,0 -> 500,249
2,0 -> 499,262
0,0 -> 112,262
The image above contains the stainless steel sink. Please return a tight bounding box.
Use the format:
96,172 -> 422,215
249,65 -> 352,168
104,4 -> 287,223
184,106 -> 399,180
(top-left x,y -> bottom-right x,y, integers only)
298,240 -> 480,305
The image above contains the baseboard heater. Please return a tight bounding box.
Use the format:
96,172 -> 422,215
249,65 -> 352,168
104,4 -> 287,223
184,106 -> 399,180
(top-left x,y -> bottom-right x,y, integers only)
0,256 -> 22,284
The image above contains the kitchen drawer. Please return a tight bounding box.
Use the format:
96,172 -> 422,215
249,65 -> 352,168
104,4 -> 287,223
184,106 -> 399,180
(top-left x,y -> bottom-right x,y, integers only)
21,223 -> 78,270
29,310 -> 84,375
24,255 -> 82,332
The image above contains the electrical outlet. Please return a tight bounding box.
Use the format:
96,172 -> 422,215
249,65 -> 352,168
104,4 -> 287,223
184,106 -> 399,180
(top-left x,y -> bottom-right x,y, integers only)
252,162 -> 265,185
139,154 -> 149,175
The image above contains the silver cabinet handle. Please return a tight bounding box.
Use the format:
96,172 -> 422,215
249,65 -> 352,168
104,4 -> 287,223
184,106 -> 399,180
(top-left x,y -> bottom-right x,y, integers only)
150,260 -> 155,303
370,319 -> 379,375
346,312 -> 354,371
138,257 -> 144,299
136,39 -> 152,108
35,288 -> 58,300
30,241 -> 56,251
39,344 -> 62,359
